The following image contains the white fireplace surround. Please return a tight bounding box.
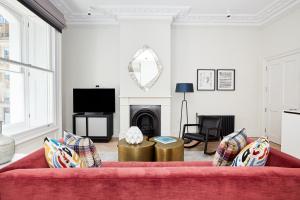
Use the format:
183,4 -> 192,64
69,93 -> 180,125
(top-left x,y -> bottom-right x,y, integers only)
119,96 -> 171,139
118,17 -> 172,139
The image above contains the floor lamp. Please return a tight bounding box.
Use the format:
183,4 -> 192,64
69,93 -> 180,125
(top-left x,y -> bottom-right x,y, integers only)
175,83 -> 194,138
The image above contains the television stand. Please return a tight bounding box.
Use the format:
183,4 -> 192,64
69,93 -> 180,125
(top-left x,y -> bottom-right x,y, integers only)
73,112 -> 113,142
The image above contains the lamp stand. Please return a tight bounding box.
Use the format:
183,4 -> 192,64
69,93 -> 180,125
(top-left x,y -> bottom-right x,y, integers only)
178,92 -> 189,138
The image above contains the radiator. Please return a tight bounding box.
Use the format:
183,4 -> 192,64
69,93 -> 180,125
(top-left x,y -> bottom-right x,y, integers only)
196,114 -> 235,137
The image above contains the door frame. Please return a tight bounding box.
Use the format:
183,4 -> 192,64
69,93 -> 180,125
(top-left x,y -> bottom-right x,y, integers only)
262,48 -> 300,143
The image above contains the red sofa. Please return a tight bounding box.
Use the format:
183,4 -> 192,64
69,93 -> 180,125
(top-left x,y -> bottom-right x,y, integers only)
1,147 -> 300,200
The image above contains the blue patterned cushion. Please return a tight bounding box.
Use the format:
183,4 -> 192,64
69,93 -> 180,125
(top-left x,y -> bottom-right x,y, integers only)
44,137 -> 85,168
232,137 -> 270,167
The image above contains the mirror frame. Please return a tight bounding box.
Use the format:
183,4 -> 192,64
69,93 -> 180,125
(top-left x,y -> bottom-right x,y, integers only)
128,45 -> 163,91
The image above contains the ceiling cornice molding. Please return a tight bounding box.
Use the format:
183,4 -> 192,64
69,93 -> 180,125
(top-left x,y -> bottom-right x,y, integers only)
97,5 -> 191,17
50,0 -> 300,26
173,14 -> 258,26
174,0 -> 300,26
256,0 -> 300,25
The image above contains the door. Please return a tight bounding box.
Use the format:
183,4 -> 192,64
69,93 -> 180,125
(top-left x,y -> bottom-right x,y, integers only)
283,55 -> 300,111
266,52 -> 300,144
267,61 -> 283,144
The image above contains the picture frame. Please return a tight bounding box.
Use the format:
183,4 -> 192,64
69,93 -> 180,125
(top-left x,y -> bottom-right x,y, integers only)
197,69 -> 215,91
217,69 -> 235,91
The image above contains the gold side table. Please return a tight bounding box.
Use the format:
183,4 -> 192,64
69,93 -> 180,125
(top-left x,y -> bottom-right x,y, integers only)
118,139 -> 155,161
150,137 -> 184,161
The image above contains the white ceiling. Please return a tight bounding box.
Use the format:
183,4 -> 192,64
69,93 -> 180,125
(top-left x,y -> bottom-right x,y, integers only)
50,0 -> 300,25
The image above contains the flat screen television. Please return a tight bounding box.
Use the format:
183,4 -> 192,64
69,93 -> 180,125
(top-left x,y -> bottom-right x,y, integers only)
73,88 -> 115,113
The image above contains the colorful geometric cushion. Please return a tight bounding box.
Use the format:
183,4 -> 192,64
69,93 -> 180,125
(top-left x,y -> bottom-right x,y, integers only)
64,131 -> 101,168
232,137 -> 270,167
213,128 -> 247,166
44,137 -> 86,168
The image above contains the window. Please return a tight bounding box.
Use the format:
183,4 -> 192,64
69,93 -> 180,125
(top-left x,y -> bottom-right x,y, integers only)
0,2 -> 59,136
0,12 -> 25,131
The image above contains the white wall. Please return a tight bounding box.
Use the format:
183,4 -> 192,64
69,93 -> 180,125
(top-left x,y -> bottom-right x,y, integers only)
62,25 -> 263,137
119,18 -> 171,98
171,26 -> 262,136
61,7 -> 300,138
261,6 -> 300,57
62,25 -> 120,135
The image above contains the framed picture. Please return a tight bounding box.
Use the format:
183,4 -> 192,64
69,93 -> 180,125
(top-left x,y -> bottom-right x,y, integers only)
217,69 -> 235,91
197,69 -> 215,91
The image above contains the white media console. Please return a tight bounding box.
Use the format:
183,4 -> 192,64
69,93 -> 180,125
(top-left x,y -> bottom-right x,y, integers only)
73,113 -> 113,142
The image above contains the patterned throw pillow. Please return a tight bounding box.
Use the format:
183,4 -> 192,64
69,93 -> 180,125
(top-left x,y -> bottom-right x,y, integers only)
64,131 -> 101,168
232,137 -> 270,167
213,128 -> 247,166
44,137 -> 86,168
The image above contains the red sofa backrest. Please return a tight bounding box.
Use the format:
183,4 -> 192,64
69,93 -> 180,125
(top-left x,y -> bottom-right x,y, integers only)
1,145 -> 300,173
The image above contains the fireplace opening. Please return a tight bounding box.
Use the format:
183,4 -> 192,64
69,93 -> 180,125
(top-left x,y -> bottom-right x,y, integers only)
130,105 -> 161,138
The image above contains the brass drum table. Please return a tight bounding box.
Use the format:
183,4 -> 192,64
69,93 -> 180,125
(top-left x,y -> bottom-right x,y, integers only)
150,137 -> 184,161
118,139 -> 155,161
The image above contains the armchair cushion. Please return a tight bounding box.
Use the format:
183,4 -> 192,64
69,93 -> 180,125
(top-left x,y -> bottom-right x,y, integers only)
213,128 -> 247,166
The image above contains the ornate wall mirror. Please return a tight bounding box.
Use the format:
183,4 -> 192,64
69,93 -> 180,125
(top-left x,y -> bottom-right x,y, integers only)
128,46 -> 162,91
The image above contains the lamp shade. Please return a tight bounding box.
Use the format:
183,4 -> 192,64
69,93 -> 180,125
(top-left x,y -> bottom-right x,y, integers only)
175,83 -> 194,93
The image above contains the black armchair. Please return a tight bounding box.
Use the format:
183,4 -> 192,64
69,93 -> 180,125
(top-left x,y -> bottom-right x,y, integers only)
182,116 -> 223,155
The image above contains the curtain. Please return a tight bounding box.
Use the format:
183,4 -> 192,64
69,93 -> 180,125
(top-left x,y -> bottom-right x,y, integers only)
17,0 -> 65,32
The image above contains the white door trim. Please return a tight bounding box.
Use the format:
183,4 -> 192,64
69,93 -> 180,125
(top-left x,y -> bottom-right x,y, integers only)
262,48 -> 300,143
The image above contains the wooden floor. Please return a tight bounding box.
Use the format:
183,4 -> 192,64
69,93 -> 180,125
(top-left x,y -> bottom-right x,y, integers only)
96,138 -> 118,152
269,142 -> 281,150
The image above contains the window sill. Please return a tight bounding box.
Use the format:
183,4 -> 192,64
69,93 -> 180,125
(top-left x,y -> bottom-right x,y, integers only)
7,125 -> 60,145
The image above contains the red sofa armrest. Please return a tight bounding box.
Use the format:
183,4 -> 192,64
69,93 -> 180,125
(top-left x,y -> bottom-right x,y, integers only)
248,137 -> 300,167
0,148 -> 48,173
0,139 -> 64,173
266,147 -> 300,167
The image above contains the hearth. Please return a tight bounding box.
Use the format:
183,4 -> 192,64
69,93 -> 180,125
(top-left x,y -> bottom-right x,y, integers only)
130,105 -> 161,137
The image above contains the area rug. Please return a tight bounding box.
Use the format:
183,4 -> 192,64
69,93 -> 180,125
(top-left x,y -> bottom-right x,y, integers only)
99,150 -> 213,162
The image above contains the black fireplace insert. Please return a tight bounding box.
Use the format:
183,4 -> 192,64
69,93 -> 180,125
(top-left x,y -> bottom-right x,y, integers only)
130,105 -> 161,138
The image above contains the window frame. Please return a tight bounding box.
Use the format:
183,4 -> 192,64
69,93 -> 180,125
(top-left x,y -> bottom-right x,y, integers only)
0,4 -> 61,142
